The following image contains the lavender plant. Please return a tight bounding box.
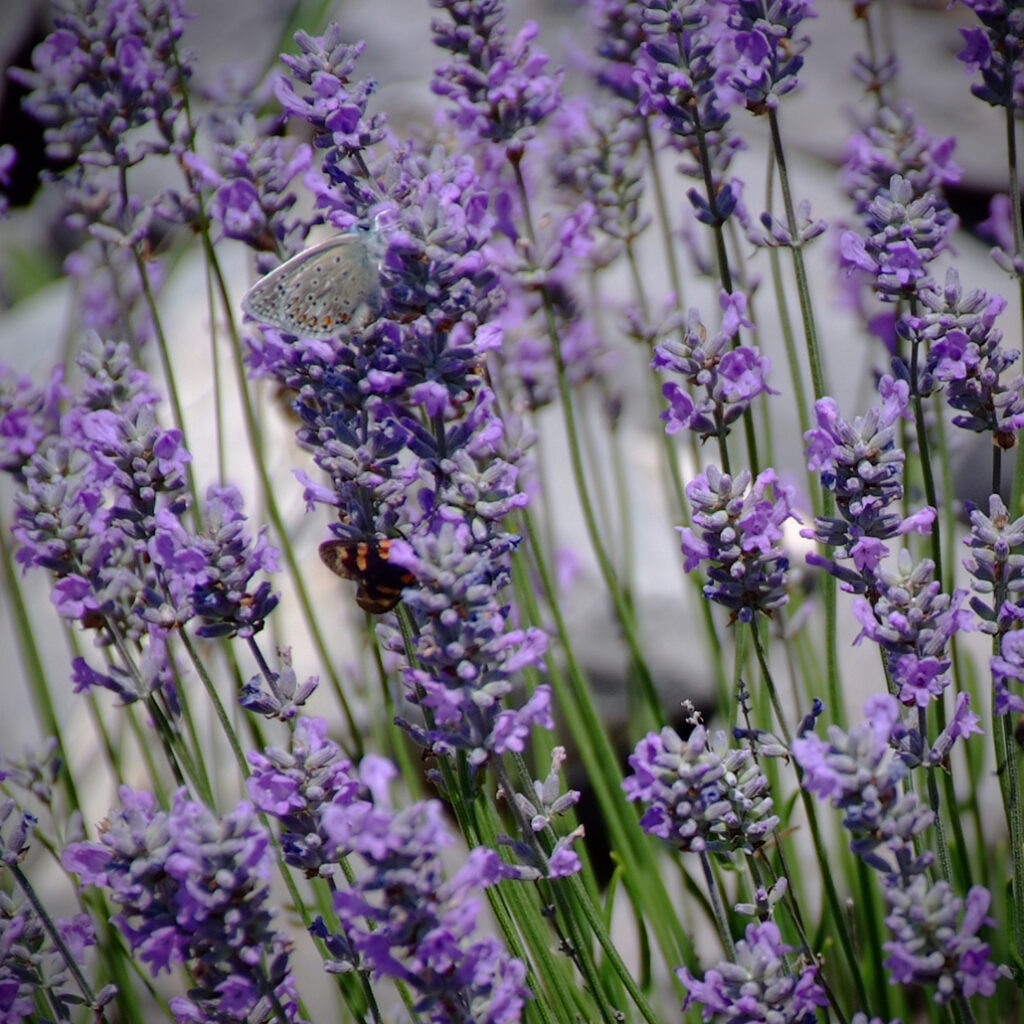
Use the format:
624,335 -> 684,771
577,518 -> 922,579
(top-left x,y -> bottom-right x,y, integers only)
3,0 -> 1024,1022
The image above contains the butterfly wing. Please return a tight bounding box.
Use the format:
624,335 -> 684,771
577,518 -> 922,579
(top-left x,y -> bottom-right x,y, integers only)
242,233 -> 381,339
319,539 -> 413,615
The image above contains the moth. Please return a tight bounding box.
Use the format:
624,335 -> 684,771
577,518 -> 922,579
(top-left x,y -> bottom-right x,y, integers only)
318,537 -> 414,615
241,229 -> 383,339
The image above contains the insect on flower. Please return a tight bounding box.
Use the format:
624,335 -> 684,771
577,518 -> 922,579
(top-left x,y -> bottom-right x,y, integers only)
241,227 -> 384,338
319,538 -> 415,614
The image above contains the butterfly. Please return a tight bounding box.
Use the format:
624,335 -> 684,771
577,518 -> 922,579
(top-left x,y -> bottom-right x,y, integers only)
318,537 -> 415,615
241,228 -> 383,339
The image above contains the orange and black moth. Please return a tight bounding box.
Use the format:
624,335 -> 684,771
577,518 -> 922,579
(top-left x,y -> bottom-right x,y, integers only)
318,538 -> 415,615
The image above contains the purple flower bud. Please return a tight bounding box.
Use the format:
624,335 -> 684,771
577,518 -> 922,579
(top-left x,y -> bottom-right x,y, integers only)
883,876 -> 1009,1001
677,465 -> 796,622
957,2 -> 1024,111
623,724 -> 779,854
10,0 -> 191,167
431,1 -> 562,150
677,921 -> 827,1023
64,788 -> 306,1022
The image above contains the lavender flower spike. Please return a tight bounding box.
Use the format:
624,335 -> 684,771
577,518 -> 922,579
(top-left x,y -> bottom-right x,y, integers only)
63,788 -> 306,1024
678,920 -> 828,1023
678,465 -> 797,622
883,876 -> 1009,1003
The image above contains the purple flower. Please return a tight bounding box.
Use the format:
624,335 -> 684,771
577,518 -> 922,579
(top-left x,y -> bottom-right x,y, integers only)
677,920 -> 828,1023
64,787 -> 305,1023
957,1 -> 1024,111
651,291 -> 772,441
312,765 -> 531,1022
883,876 -> 1009,1002
802,380 -> 936,591
963,494 -> 1024,635
793,695 -> 935,876
239,647 -> 318,721
677,465 -> 796,622
547,100 -> 649,249
8,337 -> 278,706
9,0 -> 191,167
722,0 -> 816,113
849,552 -> 970,706
254,35 -> 547,786
979,192 -> 1015,256
0,363 -> 67,478
632,1 -> 742,220
928,692 -> 983,765
388,522 -> 548,765
623,724 -> 779,854
841,104 -> 960,215
911,270 -> 1021,446
275,29 -> 386,172
839,175 -> 955,304
184,486 -> 280,639
183,108 -> 316,266
0,801 -> 112,1023
990,629 -> 1024,714
512,747 -> 581,835
246,716 -> 359,872
431,0 -> 563,152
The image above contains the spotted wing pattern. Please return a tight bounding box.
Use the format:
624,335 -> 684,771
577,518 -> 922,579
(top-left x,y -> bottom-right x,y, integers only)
241,233 -> 381,339
319,538 -> 414,615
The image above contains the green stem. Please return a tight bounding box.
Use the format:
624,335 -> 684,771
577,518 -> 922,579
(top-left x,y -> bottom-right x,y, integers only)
994,707 -> 1024,983
10,860 -> 108,1019
1002,100 -> 1024,511
766,109 -> 826,402
908,334 -> 942,580
510,156 -> 662,726
698,851 -> 736,961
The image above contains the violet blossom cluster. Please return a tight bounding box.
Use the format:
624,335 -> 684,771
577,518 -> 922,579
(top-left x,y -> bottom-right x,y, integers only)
837,98 -> 959,348
429,0 -> 614,411
631,0 -> 743,226
10,0 -> 198,343
9,0 -> 190,168
840,173 -> 956,306
430,0 -> 563,152
246,715 -> 359,875
802,382 -> 970,700
0,363 -> 66,478
249,738 -> 532,1023
651,290 -> 774,442
912,269 -> 1024,448
793,695 -> 1006,1004
836,33 -> 959,317
841,104 -> 960,219
0,800 -> 113,1023
5,337 -> 279,702
677,465 -> 797,623
802,377 -> 935,590
963,494 -> 1024,637
183,104 -> 317,273
622,723 -> 780,854
969,494 -> 1024,713
957,0 -> 1024,112
677,920 -> 828,1024
850,550 -> 972,708
622,712 -> 819,1024
546,100 -> 648,254
387,523 -> 551,765
722,0 -> 816,114
63,788 -> 306,1024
